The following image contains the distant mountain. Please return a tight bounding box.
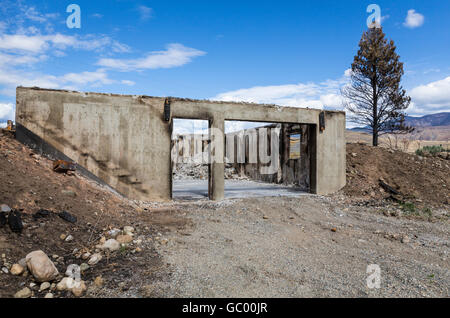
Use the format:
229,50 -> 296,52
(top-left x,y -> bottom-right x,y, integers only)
350,112 -> 450,131
404,112 -> 450,127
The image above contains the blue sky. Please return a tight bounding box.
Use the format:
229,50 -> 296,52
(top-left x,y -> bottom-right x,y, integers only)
0,0 -> 449,130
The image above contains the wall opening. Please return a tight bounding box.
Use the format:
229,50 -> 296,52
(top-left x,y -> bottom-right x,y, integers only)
171,118 -> 210,200
221,120 -> 310,199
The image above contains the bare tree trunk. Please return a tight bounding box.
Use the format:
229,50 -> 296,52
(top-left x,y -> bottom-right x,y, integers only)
372,130 -> 378,146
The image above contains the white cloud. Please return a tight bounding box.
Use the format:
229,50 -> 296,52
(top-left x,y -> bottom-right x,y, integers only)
121,80 -> 135,86
404,9 -> 424,28
0,67 -> 117,96
0,33 -> 131,54
0,102 -> 14,122
409,76 -> 450,114
212,71 -> 350,110
0,34 -> 47,52
97,43 -> 206,71
138,6 -> 153,21
61,69 -> 114,86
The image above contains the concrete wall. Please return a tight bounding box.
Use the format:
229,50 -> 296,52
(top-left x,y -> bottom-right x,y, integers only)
16,87 -> 346,201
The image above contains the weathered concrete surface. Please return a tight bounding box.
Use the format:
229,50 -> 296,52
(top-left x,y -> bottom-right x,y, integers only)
16,87 -> 345,201
16,87 -> 170,201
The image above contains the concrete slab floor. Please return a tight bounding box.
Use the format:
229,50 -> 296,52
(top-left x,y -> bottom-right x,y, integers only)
172,179 -> 308,200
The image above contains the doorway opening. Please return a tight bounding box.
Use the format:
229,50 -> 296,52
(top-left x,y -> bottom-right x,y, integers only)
171,118 -> 210,200
222,121 -> 311,199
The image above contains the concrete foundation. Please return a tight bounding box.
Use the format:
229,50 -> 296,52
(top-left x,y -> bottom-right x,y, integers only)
16,87 -> 346,201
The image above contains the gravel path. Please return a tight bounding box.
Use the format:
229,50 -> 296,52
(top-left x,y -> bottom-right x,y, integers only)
150,195 -> 449,297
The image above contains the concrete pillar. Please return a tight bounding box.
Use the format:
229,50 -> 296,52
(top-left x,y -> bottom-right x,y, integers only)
208,116 -> 225,200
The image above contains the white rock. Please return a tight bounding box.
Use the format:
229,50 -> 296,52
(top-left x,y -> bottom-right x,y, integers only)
88,253 -> 102,265
1,267 -> 8,274
44,292 -> 54,298
101,239 -> 120,251
25,250 -> 59,282
65,264 -> 80,277
65,235 -> 74,242
1,204 -> 11,213
56,277 -> 73,291
81,252 -> 91,260
123,226 -> 134,235
108,228 -> 121,238
39,282 -> 51,291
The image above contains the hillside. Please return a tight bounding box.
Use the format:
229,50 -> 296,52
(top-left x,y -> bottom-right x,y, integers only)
405,112 -> 450,127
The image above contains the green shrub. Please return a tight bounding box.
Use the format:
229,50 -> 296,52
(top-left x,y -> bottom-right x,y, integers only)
415,145 -> 445,156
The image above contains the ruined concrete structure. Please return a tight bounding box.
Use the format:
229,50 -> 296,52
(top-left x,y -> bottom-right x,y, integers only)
16,87 -> 346,201
173,123 -> 311,190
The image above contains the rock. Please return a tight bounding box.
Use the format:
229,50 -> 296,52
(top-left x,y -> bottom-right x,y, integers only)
351,152 -> 357,157
72,281 -> 87,297
1,267 -> 8,274
88,253 -> 102,265
44,293 -> 54,298
0,204 -> 11,213
116,234 -> 133,244
81,252 -> 91,260
0,212 -> 6,228
401,235 -> 411,243
60,234 -> 67,241
8,210 -> 23,233
65,264 -> 80,277
61,190 -> 76,197
94,276 -> 104,287
29,282 -> 36,288
331,228 -> 337,232
39,282 -> 51,291
65,235 -> 74,242
18,258 -> 27,268
101,239 -> 120,251
56,277 -> 75,291
108,228 -> 121,238
56,277 -> 73,291
14,287 -> 32,298
79,263 -> 89,272
26,250 -> 59,282
135,247 -> 142,253
123,226 -> 134,235
33,209 -> 51,220
10,263 -> 25,275
262,215 -> 269,219
99,236 -> 106,244
58,211 -> 77,223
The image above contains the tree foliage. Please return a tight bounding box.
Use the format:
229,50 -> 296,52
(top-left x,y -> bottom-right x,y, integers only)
342,26 -> 413,146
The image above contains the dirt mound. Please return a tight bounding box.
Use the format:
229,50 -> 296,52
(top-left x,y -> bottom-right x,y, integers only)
0,131 -> 190,298
343,143 -> 450,207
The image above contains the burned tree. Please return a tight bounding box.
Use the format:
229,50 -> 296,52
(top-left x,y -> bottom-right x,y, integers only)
342,26 -> 413,146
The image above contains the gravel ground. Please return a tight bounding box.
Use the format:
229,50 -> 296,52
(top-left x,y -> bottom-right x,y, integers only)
149,195 -> 449,297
